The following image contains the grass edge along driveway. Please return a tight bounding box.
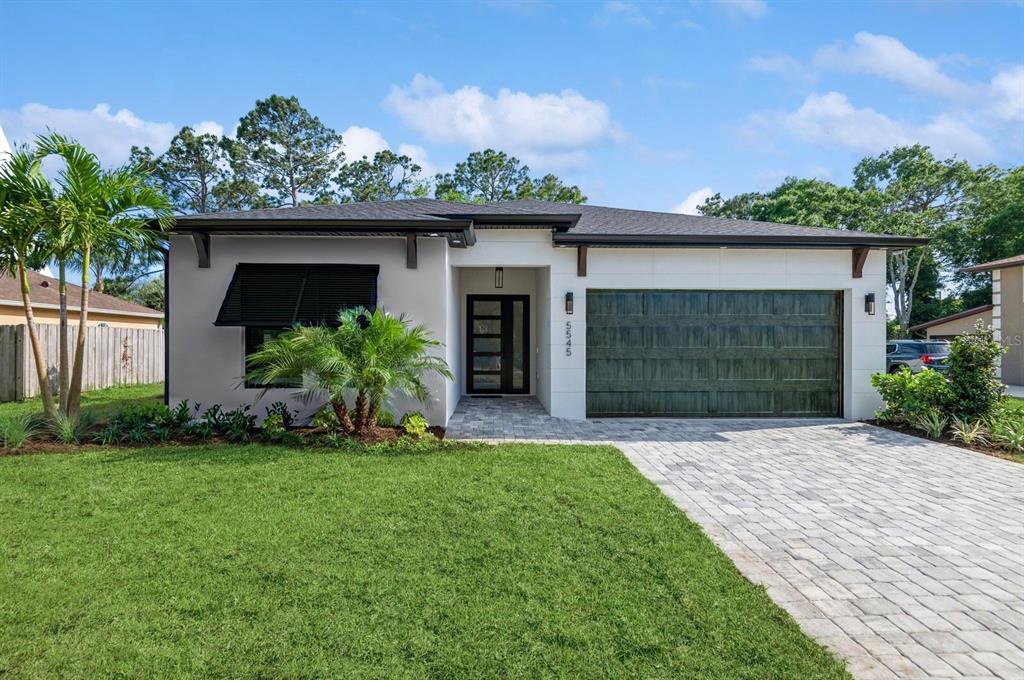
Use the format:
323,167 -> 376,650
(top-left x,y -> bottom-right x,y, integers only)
0,443 -> 848,679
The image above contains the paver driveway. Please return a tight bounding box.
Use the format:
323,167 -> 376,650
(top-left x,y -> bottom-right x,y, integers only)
448,397 -> 1024,679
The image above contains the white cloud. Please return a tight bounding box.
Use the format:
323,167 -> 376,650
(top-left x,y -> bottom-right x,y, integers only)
383,74 -> 622,168
672,186 -> 714,215
814,32 -> 972,99
988,65 -> 1024,122
746,54 -> 814,82
743,91 -> 994,160
0,103 -> 225,166
713,0 -> 769,19
593,1 -> 651,28
341,125 -> 390,162
193,120 -> 225,138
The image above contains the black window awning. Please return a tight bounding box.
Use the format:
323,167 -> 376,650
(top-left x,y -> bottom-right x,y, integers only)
214,263 -> 379,327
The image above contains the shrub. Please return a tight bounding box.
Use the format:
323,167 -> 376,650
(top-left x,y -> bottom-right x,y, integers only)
376,409 -> 396,428
945,323 -> 1006,420
265,401 -> 295,428
312,405 -> 338,430
991,416 -> 1024,453
913,409 -> 948,440
260,413 -> 286,441
871,367 -> 952,423
1,415 -> 38,449
401,412 -> 429,438
221,405 -> 256,443
48,412 -> 96,444
950,417 -> 989,447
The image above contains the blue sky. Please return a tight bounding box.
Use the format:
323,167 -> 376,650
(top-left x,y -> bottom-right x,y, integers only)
1,0 -> 1022,217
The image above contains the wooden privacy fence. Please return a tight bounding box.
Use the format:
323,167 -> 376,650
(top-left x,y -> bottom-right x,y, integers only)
0,325 -> 164,402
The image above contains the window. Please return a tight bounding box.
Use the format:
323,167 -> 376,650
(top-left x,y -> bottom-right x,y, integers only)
244,327 -> 301,388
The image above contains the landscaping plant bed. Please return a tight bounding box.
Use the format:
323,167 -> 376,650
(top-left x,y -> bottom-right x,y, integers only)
869,419 -> 1023,462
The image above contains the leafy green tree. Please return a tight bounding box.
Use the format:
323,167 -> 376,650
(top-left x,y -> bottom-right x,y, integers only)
516,173 -> 587,204
0,147 -> 58,419
130,126 -> 228,214
101,274 -> 165,312
226,95 -> 343,207
336,150 -> 424,202
435,149 -> 586,204
852,145 -> 975,335
434,149 -> 530,202
699,178 -> 865,230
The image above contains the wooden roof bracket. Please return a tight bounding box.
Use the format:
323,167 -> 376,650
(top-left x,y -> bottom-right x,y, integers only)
852,247 -> 869,279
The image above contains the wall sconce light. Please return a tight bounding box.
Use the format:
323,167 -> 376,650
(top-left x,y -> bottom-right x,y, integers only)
494,267 -> 503,288
865,292 -> 876,315
565,291 -> 574,315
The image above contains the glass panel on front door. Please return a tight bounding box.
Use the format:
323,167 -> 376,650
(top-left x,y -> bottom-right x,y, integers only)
467,294 -> 529,394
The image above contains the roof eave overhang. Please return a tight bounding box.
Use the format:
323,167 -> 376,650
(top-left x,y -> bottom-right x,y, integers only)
168,218 -> 477,248
908,304 -> 994,332
436,212 -> 581,230
961,261 -> 1024,273
552,233 -> 929,249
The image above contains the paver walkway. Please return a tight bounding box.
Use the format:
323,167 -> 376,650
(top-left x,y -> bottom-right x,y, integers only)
447,397 -> 1024,679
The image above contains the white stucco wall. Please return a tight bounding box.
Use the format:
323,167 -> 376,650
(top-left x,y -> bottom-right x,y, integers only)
169,229 -> 888,426
451,230 -> 887,421
168,234 -> 452,425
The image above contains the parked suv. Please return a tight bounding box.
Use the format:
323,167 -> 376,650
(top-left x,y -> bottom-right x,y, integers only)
886,340 -> 950,374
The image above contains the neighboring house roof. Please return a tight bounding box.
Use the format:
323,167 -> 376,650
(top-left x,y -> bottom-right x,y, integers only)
170,198 -> 927,249
908,305 -> 994,332
0,271 -> 164,318
961,253 -> 1024,273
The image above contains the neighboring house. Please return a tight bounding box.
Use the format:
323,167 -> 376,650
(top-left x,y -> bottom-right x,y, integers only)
167,199 -> 925,425
909,305 -> 994,341
0,271 -> 164,329
963,254 -> 1024,388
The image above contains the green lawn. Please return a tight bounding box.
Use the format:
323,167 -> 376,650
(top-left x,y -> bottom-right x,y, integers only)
0,383 -> 162,422
0,443 -> 847,679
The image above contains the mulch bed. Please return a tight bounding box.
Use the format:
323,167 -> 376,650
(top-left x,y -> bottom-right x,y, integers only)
2,426 -> 447,457
868,419 -> 1019,462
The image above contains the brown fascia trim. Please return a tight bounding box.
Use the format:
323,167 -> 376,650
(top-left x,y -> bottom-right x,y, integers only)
908,304 -> 994,332
961,260 -> 1024,273
551,232 -> 929,249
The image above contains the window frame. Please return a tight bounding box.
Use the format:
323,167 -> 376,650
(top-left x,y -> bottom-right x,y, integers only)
243,327 -> 302,389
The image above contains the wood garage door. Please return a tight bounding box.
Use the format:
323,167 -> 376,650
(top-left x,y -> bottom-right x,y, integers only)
586,290 -> 842,418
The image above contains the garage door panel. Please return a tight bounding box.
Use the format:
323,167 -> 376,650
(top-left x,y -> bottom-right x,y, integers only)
586,289 -> 841,418
650,326 -> 709,349
648,291 -> 709,316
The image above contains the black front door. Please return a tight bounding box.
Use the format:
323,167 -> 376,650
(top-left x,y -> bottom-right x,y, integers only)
467,295 -> 530,394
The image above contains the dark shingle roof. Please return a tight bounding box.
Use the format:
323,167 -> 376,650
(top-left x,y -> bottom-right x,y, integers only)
0,271 -> 163,317
170,198 -> 926,247
961,253 -> 1024,273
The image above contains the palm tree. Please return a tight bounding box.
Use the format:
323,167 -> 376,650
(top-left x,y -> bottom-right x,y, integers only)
0,148 -> 58,419
245,323 -> 359,432
35,134 -> 173,417
344,308 -> 452,431
246,308 -> 452,434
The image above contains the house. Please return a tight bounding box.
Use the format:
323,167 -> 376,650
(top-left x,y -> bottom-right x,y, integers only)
166,199 -> 925,425
909,305 -> 994,341
963,254 -> 1024,389
0,270 -> 164,329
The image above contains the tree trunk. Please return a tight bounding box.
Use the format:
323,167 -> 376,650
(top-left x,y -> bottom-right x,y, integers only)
68,244 -> 91,418
331,398 -> 354,433
18,260 -> 56,420
57,258 -> 70,414
353,391 -> 369,433
367,402 -> 379,431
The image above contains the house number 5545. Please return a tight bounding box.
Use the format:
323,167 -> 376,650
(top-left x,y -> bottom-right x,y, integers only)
565,321 -> 572,356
